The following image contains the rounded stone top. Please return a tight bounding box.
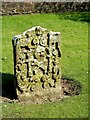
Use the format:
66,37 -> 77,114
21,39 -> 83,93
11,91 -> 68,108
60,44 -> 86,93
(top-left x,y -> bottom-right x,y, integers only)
12,26 -> 61,47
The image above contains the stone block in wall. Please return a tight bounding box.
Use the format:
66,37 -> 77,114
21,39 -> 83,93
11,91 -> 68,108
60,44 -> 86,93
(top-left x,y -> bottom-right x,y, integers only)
12,26 -> 63,101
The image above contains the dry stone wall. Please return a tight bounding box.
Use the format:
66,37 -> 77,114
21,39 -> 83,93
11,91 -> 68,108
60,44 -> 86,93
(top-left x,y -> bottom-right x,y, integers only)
12,26 -> 62,101
1,2 -> 89,15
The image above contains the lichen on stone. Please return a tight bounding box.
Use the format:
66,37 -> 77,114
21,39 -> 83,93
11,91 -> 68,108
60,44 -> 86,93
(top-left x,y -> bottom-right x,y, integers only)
12,26 -> 63,101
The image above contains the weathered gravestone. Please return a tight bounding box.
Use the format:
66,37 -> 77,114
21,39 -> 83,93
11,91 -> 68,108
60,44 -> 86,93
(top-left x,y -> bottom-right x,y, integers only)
12,26 -> 63,102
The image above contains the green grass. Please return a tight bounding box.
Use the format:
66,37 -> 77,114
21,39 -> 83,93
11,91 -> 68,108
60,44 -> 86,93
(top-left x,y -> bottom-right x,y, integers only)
1,12 -> 88,118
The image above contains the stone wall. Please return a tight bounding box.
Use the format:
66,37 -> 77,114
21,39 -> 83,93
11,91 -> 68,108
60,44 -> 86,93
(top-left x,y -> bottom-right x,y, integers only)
1,2 -> 89,15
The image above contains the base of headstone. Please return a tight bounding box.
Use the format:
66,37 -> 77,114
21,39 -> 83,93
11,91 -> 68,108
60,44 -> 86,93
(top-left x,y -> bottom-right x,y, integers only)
17,85 -> 63,103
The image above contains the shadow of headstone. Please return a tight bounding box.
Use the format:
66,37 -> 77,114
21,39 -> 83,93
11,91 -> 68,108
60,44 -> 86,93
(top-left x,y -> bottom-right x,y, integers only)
1,72 -> 17,100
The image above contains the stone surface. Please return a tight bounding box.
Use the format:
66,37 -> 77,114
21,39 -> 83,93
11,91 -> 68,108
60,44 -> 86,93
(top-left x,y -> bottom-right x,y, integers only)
1,2 -> 89,16
12,26 -> 63,101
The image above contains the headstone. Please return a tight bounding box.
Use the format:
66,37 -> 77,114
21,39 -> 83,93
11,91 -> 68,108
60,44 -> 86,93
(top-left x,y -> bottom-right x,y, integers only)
12,26 -> 63,102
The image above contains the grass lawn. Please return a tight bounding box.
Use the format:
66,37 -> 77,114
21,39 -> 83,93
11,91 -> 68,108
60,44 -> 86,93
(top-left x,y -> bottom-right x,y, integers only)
1,12 -> 88,118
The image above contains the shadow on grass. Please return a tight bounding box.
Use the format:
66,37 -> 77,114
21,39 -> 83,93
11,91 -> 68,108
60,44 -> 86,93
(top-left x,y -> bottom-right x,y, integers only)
57,12 -> 90,22
1,72 -> 17,100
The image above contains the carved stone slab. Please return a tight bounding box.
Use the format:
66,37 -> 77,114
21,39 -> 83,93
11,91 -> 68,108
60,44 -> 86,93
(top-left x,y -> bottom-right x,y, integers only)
12,26 -> 63,101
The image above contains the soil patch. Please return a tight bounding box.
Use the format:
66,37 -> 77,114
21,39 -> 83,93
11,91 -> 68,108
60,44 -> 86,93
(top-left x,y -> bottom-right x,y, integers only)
61,77 -> 82,96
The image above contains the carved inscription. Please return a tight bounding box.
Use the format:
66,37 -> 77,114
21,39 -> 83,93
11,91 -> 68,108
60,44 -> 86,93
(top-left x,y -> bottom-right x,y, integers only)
12,26 -> 61,96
